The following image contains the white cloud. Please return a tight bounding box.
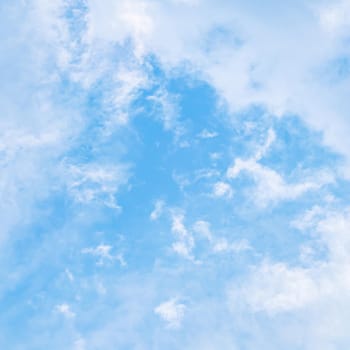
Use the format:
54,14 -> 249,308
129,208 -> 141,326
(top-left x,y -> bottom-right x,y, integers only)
3,2 -> 350,348
147,88 -> 185,140
154,298 -> 186,329
192,220 -> 251,255
213,238 -> 251,254
254,128 -> 276,161
192,220 -> 212,241
65,269 -> 74,282
198,129 -> 218,139
66,163 -> 129,210
227,129 -> 333,207
171,212 -> 195,259
229,206 -> 350,323
228,158 -> 326,207
317,0 -> 350,35
0,128 -> 63,155
79,0 -> 350,174
212,181 -> 233,199
150,200 -> 165,221
56,303 -> 75,319
82,244 -> 126,266
314,208 -> 350,263
12,0 -> 350,175
0,0 -> 84,245
290,205 -> 325,231
230,262 -> 320,314
104,66 -> 149,129
82,244 -> 112,259
210,152 -> 222,161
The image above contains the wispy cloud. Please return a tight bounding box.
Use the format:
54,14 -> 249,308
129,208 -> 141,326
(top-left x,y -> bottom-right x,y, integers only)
154,298 -> 186,329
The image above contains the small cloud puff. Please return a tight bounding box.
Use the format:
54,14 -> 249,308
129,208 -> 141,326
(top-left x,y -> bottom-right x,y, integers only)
154,298 -> 186,329
213,238 -> 251,254
56,303 -> 75,319
150,200 -> 165,221
82,244 -> 126,266
212,181 -> 233,199
73,338 -> 86,350
198,129 -> 218,139
192,220 -> 212,241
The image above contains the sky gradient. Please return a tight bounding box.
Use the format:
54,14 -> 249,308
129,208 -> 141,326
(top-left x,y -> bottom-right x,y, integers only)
1,0 -> 350,349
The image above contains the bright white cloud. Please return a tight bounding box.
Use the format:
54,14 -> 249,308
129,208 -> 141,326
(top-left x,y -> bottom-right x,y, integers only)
154,298 -> 186,329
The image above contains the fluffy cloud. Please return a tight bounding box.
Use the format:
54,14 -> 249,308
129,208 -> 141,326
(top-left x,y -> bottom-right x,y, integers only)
229,206 -> 350,316
154,298 -> 186,329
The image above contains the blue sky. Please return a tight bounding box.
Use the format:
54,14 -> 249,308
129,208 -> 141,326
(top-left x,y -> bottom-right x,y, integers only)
1,0 -> 350,349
